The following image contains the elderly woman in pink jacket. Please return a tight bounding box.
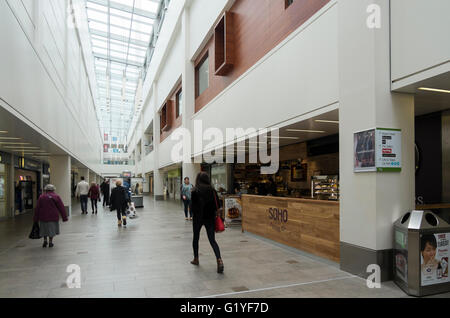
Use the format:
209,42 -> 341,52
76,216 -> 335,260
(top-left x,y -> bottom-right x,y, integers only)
34,184 -> 68,248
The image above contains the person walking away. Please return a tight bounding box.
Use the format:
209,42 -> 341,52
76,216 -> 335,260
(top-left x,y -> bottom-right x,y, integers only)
88,182 -> 100,214
33,184 -> 68,248
190,172 -> 224,273
75,177 -> 90,214
101,179 -> 110,207
181,177 -> 194,220
110,180 -> 130,228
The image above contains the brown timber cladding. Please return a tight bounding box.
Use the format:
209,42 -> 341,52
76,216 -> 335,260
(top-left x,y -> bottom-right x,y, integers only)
160,82 -> 183,143
241,194 -> 340,262
195,0 -> 330,113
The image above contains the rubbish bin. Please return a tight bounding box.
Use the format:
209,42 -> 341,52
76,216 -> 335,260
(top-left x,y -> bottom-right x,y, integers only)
393,210 -> 450,296
131,195 -> 144,208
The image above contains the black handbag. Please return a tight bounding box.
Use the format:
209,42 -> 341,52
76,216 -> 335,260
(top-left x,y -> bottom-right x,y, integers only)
29,222 -> 41,240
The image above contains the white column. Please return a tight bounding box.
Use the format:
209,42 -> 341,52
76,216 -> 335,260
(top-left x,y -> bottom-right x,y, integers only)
180,6 -> 201,186
338,0 -> 415,281
152,81 -> 164,200
49,155 -> 72,216
8,153 -> 15,217
89,170 -> 96,185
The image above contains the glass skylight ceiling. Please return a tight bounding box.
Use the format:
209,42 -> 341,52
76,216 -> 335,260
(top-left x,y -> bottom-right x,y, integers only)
85,0 -> 166,144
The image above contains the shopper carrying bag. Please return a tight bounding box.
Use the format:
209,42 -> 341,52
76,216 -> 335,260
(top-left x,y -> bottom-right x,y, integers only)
190,172 -> 224,273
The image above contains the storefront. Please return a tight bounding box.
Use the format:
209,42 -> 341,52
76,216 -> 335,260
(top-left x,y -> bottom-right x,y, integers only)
0,152 -> 11,219
415,110 -> 450,223
234,134 -> 341,262
167,168 -> 182,200
14,157 -> 42,215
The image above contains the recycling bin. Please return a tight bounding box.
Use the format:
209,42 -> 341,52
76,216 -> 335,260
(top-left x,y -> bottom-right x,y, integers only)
393,210 -> 450,296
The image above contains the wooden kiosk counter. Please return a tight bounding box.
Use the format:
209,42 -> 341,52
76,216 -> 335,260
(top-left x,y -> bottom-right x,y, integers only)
241,195 -> 340,263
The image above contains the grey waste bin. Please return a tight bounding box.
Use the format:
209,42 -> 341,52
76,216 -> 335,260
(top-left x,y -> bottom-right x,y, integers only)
131,195 -> 144,208
393,210 -> 450,296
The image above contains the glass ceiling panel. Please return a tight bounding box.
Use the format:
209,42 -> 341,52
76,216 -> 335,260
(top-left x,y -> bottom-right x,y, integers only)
86,0 -> 166,145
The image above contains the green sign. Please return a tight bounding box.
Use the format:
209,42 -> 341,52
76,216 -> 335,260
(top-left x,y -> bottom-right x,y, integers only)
168,169 -> 180,178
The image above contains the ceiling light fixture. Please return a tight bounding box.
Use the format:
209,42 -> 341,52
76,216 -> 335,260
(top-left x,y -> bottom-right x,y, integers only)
0,137 -> 21,140
418,87 -> 450,94
4,146 -> 40,149
315,120 -> 339,124
269,136 -> 300,140
0,131 -> 8,134
0,142 -> 31,145
285,129 -> 326,133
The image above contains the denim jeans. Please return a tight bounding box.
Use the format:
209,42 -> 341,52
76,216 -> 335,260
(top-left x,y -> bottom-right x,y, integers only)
183,199 -> 192,218
80,195 -> 88,213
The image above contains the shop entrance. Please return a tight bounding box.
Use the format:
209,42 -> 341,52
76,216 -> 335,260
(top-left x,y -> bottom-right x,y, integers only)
14,169 -> 39,215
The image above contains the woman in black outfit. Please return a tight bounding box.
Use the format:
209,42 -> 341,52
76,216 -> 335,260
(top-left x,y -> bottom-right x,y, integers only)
190,172 -> 224,273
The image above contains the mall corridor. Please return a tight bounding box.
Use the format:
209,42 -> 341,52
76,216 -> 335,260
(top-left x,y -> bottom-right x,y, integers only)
1,0 -> 450,305
0,196 -> 443,298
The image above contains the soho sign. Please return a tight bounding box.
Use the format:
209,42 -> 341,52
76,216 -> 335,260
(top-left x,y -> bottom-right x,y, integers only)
268,207 -> 288,223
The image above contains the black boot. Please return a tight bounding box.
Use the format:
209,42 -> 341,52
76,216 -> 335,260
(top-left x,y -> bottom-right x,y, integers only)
217,258 -> 224,273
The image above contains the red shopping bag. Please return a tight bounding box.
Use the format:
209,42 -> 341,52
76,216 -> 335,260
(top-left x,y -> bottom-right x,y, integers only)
215,216 -> 225,233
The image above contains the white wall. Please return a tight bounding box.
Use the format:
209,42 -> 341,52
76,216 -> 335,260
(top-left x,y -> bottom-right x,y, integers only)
391,0 -> 450,86
188,0 -> 230,59
191,3 -> 339,153
0,0 -> 103,173
127,0 -> 339,174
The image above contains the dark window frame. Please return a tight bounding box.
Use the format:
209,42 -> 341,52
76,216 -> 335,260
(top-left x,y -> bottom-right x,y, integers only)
195,52 -> 209,98
176,88 -> 183,118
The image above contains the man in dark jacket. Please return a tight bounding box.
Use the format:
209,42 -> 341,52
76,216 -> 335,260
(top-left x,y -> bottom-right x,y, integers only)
100,180 -> 110,207
110,180 -> 130,227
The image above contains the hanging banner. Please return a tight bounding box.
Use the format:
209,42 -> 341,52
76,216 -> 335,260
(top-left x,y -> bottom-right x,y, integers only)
354,128 -> 402,172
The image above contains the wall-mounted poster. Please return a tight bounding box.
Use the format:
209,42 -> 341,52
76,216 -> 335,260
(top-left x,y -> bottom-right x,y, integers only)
354,129 -> 376,172
354,128 -> 402,172
421,233 -> 450,286
375,128 -> 402,172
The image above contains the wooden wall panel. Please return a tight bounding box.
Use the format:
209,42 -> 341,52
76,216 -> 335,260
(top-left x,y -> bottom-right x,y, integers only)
241,194 -> 340,262
160,82 -> 183,143
195,0 -> 330,113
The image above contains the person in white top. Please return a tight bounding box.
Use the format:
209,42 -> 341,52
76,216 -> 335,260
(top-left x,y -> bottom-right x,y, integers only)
76,177 -> 90,215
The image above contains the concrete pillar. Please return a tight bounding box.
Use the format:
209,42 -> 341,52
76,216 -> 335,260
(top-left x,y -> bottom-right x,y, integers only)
89,170 -> 95,186
180,7 -> 201,187
49,155 -> 72,216
338,0 -> 415,281
8,153 -> 15,217
152,81 -> 164,201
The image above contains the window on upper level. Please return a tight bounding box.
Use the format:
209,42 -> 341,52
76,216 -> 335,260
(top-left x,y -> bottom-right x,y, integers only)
195,53 -> 209,97
176,89 -> 183,118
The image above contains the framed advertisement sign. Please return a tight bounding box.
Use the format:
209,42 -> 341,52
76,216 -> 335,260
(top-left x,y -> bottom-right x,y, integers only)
421,233 -> 450,286
224,196 -> 242,227
354,128 -> 402,172
354,129 -> 376,172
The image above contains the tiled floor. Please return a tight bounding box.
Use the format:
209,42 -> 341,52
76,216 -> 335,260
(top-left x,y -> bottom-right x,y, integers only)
0,196 -> 448,298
